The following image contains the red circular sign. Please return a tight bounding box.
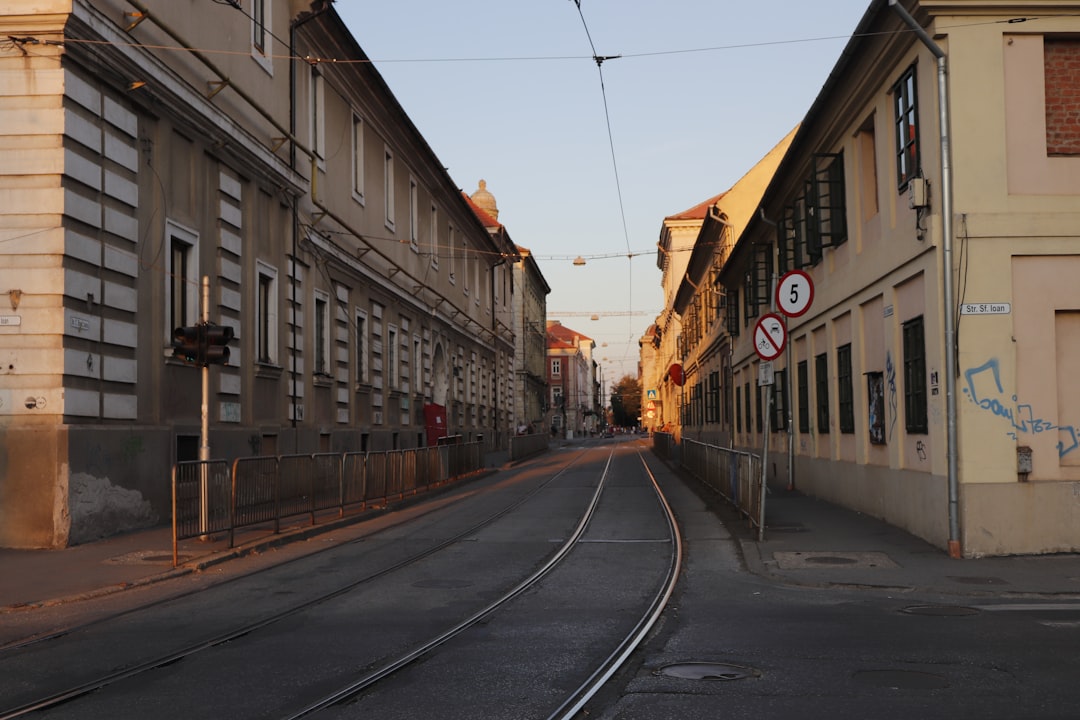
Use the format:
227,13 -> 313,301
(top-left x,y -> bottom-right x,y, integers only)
776,270 -> 814,318
753,313 -> 787,361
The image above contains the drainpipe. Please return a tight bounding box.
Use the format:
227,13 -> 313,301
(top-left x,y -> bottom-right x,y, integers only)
888,0 -> 961,558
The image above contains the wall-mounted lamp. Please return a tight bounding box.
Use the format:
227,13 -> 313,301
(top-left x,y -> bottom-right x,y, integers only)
573,256 -> 586,266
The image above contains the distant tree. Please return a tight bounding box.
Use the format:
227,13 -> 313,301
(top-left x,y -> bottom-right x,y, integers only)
609,374 -> 642,427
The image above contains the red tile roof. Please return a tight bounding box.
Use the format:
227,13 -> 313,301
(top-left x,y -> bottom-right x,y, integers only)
462,192 -> 501,229
665,191 -> 727,221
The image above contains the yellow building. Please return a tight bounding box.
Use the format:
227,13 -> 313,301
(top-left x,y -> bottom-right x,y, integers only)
707,0 -> 1080,557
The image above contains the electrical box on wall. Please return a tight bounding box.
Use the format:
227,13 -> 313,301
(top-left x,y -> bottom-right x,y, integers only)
1017,445 -> 1033,481
908,177 -> 929,209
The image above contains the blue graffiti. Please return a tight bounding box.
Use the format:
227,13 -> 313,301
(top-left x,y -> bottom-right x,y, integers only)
962,358 -> 1079,458
885,352 -> 899,440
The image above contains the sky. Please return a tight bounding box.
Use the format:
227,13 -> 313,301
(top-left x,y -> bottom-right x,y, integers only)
335,0 -> 872,387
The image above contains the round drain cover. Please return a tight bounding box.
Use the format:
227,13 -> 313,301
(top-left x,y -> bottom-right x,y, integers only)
853,669 -> 949,689
657,662 -> 760,681
900,604 -> 980,616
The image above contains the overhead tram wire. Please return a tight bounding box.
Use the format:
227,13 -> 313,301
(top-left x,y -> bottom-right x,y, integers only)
569,0 -> 637,350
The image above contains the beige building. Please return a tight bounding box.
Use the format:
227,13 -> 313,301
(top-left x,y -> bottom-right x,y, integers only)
0,1 -> 516,548
512,245 -> 551,432
546,321 -> 595,438
646,130 -> 796,443
706,0 -> 1080,557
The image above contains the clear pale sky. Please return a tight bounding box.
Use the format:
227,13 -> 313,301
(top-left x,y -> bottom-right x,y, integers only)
336,0 -> 871,387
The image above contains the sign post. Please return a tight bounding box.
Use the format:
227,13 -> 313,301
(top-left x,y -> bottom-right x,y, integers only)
775,270 -> 814,494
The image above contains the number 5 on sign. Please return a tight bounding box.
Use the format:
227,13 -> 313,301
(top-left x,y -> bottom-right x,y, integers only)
776,269 -> 814,318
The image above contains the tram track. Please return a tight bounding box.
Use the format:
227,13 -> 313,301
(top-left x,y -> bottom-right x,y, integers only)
0,448 -> 595,719
287,447 -> 681,720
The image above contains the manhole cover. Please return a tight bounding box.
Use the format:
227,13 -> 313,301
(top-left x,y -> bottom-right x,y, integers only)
774,551 -> 897,569
853,669 -> 949,690
805,555 -> 859,565
900,604 -> 980,617
412,578 -> 473,589
657,662 -> 761,681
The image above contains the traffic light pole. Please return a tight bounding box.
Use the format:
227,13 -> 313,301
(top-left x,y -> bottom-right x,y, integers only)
200,276 -> 210,536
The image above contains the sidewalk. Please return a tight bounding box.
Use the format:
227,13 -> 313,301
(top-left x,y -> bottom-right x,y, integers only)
731,487 -> 1080,598
3,449 -> 1079,613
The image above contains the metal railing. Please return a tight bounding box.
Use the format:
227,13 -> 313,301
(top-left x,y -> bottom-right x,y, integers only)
508,432 -> 549,462
652,434 -> 766,539
173,442 -> 484,566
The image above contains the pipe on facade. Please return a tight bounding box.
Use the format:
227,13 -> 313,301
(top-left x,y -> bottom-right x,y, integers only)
888,0 -> 961,558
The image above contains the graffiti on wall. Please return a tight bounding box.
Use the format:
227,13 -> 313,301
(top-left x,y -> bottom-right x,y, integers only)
885,352 -> 899,441
962,358 -> 1079,458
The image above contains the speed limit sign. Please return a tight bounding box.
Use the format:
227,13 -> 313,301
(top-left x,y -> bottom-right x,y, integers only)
776,270 -> 814,318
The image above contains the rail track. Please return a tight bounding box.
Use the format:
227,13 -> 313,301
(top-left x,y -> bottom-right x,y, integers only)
1,442 -> 681,720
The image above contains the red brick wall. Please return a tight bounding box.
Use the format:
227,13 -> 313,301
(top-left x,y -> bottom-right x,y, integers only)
1045,38 -> 1080,156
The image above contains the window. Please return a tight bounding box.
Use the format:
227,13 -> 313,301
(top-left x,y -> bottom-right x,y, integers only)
448,224 -> 455,283
772,369 -> 788,431
384,146 -> 395,231
463,239 -> 470,296
413,336 -> 422,394
256,261 -> 277,364
815,352 -> 830,433
857,115 -> 879,222
310,67 -> 325,162
166,220 -> 198,339
408,178 -> 419,252
755,380 -> 763,433
893,65 -> 919,189
735,384 -> 742,433
837,344 -> 854,433
725,287 -> 740,336
707,371 -> 720,424
797,360 -> 810,433
430,204 -> 438,268
314,291 -> 330,375
387,325 -> 398,390
744,381 -> 752,434
250,0 -> 272,72
812,153 -> 847,248
902,316 -> 928,433
551,359 -> 561,377
351,113 -> 365,203
552,386 -> 563,408
355,308 -> 367,384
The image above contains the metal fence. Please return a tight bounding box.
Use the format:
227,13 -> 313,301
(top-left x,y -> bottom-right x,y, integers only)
653,434 -> 766,539
172,442 -> 484,566
508,432 -> 549,462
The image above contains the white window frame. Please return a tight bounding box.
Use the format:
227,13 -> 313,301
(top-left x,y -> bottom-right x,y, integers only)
250,0 -> 272,74
165,219 -> 199,342
551,359 -> 562,377
384,146 -> 395,231
351,112 -> 365,204
256,260 -> 278,364
314,289 -> 331,376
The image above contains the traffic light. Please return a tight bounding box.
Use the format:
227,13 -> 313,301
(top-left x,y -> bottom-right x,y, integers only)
203,323 -> 234,365
172,325 -> 203,364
